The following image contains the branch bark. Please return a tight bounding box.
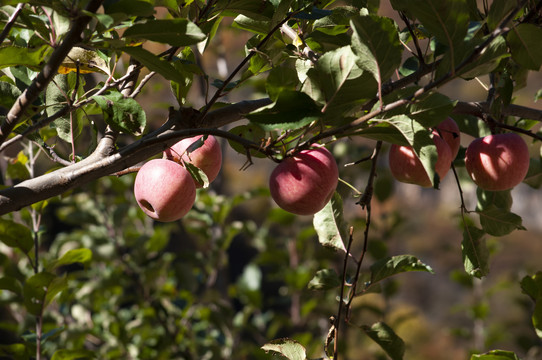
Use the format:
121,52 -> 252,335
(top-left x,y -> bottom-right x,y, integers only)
0,98 -> 271,215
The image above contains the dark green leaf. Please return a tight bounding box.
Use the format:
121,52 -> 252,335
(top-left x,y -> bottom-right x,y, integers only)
0,81 -> 22,108
0,277 -> 22,296
92,91 -> 146,135
266,65 -> 299,101
460,35 -> 509,79
313,192 -> 347,252
0,343 -> 30,359
408,92 -> 456,128
104,0 -> 158,17
261,338 -> 307,360
470,350 -> 521,360
123,19 -> 206,47
120,46 -> 191,85
0,218 -> 33,253
478,207 -> 525,237
227,124 -> 267,158
507,24 -> 542,71
476,188 -> 513,211
520,272 -> 542,339
246,90 -> 321,131
307,269 -> 341,291
350,14 -> 403,83
184,162 -> 210,189
46,74 -> 83,144
369,255 -> 434,285
361,322 -> 405,360
23,272 -> 67,316
462,225 -> 489,278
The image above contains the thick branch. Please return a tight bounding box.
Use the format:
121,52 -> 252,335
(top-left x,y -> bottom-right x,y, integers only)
0,0 -> 104,146
0,98 -> 271,215
454,101 -> 542,121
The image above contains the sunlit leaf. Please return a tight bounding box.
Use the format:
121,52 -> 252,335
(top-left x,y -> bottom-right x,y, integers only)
0,45 -> 50,70
313,192 -> 347,252
93,91 -> 146,135
361,322 -> 405,360
123,19 -> 206,47
48,248 -> 93,271
307,269 -> 341,291
470,350 -> 521,360
261,338 -> 307,360
462,225 -> 489,278
369,255 -> 434,285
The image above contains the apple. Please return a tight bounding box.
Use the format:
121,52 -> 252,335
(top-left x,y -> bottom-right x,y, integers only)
465,133 -> 530,191
134,158 -> 196,222
164,135 -> 222,188
269,146 -> 339,216
434,117 -> 460,159
388,135 -> 453,187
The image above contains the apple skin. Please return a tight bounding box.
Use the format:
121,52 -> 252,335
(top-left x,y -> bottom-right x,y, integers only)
434,117 -> 460,159
134,159 -> 196,222
465,133 -> 530,191
388,135 -> 453,187
164,135 -> 222,188
269,146 -> 339,216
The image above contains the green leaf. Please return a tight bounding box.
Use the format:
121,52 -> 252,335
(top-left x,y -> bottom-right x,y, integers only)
120,46 -> 191,85
48,248 -> 92,271
265,65 -> 299,101
123,19 -> 206,47
407,0 -> 469,69
487,0 -> 516,31
462,225 -> 489,278
408,92 -> 456,128
0,276 -> 22,296
0,45 -> 50,70
0,343 -> 30,359
369,255 -> 434,285
507,23 -> 542,70
0,218 -> 33,253
46,74 -> 83,144
476,188 -> 513,211
520,272 -> 542,339
51,349 -> 95,360
307,269 -> 341,291
261,338 -> 307,360
470,350 -> 521,360
246,90 -> 321,131
23,272 -> 67,316
478,207 -> 525,237
104,0 -> 155,17
227,124 -> 267,158
313,192 -> 347,252
92,91 -> 146,135
460,35 -> 509,79
361,322 -> 405,360
0,81 -> 22,108
184,162 -> 210,189
350,14 -> 403,83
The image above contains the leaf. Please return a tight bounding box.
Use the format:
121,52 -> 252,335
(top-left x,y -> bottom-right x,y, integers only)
0,45 -> 50,70
120,46 -> 191,85
350,14 -> 403,83
361,322 -> 405,360
265,65 -> 299,101
507,23 -> 542,70
308,269 -> 341,291
0,218 -> 33,253
315,46 -> 358,105
261,338 -> 307,360
459,35 -> 509,79
47,248 -> 93,271
46,74 -> 83,144
476,188 -> 513,211
246,90 -> 321,131
520,272 -> 542,339
369,255 -> 434,285
0,81 -> 22,108
313,192 -> 347,252
470,350 -> 521,360
477,207 -> 525,237
408,92 -> 456,128
51,349 -> 95,360
462,225 -> 489,278
0,277 -> 22,296
92,91 -> 146,135
23,272 -> 67,316
104,0 -> 155,17
184,162 -> 210,189
59,47 -> 109,75
123,19 -> 206,47
406,0 -> 469,69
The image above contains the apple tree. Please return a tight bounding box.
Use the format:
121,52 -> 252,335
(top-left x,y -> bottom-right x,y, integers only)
0,0 -> 542,359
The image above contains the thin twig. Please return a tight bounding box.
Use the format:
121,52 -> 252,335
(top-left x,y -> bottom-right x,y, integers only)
0,2 -> 25,44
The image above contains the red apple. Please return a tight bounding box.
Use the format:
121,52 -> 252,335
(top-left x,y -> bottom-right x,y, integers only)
388,135 -> 453,187
269,146 -> 339,216
465,133 -> 530,191
134,159 -> 196,222
164,135 -> 222,188
434,117 -> 460,159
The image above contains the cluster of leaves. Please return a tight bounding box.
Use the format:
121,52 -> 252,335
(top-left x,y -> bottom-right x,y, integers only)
0,0 -> 542,359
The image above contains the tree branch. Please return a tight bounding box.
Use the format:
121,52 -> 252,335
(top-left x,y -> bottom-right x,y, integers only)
0,0 -> 104,146
0,98 -> 272,215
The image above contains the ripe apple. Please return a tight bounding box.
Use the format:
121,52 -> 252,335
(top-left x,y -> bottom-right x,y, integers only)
269,146 -> 339,216
465,133 -> 530,191
388,135 -> 453,188
134,159 -> 196,222
164,135 -> 222,188
434,117 -> 460,159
